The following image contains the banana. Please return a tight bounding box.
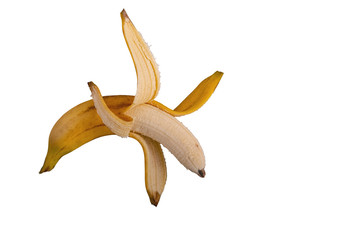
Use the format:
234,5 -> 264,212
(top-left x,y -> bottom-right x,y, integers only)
40,9 -> 223,206
40,72 -> 220,174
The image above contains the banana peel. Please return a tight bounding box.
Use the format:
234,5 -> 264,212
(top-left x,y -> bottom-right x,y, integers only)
40,9 -> 223,206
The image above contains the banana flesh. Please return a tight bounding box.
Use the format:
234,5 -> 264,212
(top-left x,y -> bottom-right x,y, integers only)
128,104 -> 205,176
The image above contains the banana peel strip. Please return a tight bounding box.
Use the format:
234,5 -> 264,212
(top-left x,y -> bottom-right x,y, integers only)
121,10 -> 160,107
130,132 -> 166,206
149,71 -> 223,116
88,81 -> 133,137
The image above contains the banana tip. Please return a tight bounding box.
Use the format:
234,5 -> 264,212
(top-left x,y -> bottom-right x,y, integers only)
149,192 -> 161,207
198,169 -> 206,178
216,71 -> 224,78
39,164 -> 52,174
121,9 -> 129,20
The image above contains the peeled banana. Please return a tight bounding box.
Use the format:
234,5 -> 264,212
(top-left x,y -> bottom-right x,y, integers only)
40,9 -> 223,206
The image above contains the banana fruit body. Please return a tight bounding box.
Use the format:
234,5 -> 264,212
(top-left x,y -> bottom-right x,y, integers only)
127,104 -> 205,176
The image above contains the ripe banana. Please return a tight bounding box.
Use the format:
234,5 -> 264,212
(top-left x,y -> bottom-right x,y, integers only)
40,71 -> 221,174
40,9 -> 223,206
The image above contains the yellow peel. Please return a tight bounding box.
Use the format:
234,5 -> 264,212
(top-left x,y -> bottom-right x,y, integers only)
121,9 -> 160,106
88,82 -> 133,137
149,71 -> 223,116
130,132 -> 166,206
40,95 -> 134,173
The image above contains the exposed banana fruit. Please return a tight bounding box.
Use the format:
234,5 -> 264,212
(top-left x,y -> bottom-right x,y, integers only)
40,9 -> 223,206
127,104 -> 205,177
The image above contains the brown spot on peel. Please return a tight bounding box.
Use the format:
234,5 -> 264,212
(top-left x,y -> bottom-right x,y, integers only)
121,9 -> 129,19
149,192 -> 161,207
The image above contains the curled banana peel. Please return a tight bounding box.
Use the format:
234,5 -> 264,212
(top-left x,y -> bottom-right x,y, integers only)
40,9 -> 223,206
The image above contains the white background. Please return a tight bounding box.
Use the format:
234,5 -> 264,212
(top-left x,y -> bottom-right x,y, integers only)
1,0 -> 360,239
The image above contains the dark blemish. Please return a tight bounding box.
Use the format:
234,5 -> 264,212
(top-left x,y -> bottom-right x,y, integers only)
83,105 -> 95,113
73,124 -> 105,138
198,169 -> 206,178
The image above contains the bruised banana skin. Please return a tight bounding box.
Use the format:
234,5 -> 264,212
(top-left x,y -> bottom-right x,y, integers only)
40,96 -> 205,176
127,104 -> 205,176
